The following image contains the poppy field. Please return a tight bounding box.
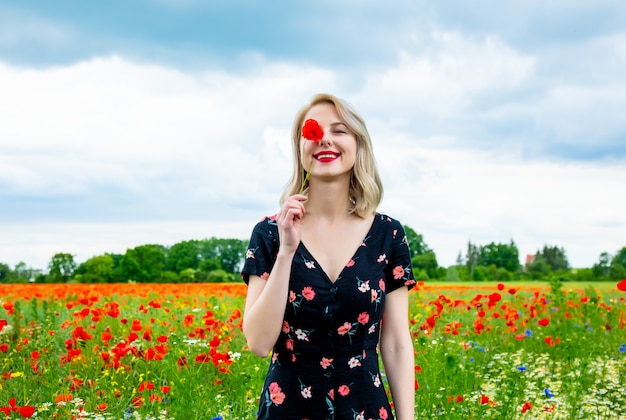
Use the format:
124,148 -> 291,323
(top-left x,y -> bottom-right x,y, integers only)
0,280 -> 625,419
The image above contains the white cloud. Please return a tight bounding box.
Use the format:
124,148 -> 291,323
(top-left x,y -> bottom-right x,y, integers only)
0,57 -> 335,199
359,31 -> 536,118
1,37 -> 625,272
378,144 -> 626,268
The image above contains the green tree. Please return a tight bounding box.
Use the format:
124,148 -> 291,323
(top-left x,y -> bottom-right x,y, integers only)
120,245 -> 166,282
537,245 -> 569,271
166,240 -> 202,272
403,226 -> 440,278
592,252 -> 611,278
199,238 -> 247,274
81,254 -> 116,283
403,225 -> 431,257
207,269 -> 236,283
478,241 -> 520,272
411,252 -> 439,279
179,268 -> 197,282
466,242 -> 480,277
13,262 -> 40,283
609,246 -> 626,280
47,253 -> 77,283
0,263 -> 11,283
528,254 -> 551,279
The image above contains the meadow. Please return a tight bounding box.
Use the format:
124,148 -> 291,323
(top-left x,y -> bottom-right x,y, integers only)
0,280 -> 624,419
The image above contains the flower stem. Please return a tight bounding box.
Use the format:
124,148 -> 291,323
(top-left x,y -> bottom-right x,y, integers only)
299,160 -> 313,194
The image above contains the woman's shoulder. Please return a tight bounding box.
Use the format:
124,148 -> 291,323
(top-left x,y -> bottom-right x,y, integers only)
249,214 -> 279,238
255,214 -> 278,226
374,212 -> 406,231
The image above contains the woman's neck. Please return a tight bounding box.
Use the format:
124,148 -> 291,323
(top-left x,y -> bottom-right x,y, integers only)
305,178 -> 352,220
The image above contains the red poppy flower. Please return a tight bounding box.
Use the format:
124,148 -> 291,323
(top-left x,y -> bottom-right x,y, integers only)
538,318 -> 550,327
55,394 -> 73,403
18,405 -> 36,418
617,279 -> 626,291
521,401 -> 533,413
302,119 -> 324,142
299,119 -> 324,193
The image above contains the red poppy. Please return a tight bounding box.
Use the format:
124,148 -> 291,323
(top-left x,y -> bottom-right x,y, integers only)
138,381 -> 154,393
55,394 -> 73,403
488,292 -> 502,302
617,279 -> 626,291
18,405 -> 36,418
302,119 -> 324,141
538,318 -> 550,327
521,401 -> 533,413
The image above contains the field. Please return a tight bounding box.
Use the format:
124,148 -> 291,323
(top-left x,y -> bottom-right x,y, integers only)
0,280 -> 624,419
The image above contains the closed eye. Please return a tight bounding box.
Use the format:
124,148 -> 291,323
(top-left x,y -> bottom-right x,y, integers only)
330,122 -> 350,135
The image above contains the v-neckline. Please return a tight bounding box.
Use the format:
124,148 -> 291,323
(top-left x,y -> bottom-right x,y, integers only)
299,214 -> 379,285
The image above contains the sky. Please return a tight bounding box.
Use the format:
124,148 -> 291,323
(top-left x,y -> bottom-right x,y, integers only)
1,0 -> 625,271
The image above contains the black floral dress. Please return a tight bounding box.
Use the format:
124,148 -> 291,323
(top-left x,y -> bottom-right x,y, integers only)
242,213 -> 415,420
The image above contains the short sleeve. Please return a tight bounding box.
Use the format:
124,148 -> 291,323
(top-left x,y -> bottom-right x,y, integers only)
384,221 -> 416,293
241,216 -> 279,285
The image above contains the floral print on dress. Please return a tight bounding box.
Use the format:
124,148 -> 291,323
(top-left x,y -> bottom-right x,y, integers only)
242,213 -> 415,419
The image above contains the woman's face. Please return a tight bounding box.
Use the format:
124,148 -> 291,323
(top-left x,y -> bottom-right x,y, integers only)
300,102 -> 357,181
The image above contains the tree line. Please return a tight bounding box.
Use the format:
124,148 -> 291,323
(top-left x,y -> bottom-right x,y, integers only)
1,227 -> 625,284
0,237 -> 247,284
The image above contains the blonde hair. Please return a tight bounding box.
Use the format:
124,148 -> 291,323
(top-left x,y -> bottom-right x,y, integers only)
279,93 -> 383,218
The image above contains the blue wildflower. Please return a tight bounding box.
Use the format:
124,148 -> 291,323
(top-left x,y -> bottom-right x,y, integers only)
211,416 -> 223,420
619,344 -> 626,353
544,388 -> 555,398
525,329 -> 533,337
469,358 -> 475,363
517,366 -> 527,372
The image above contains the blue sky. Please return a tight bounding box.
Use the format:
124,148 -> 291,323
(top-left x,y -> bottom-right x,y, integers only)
1,0 -> 625,270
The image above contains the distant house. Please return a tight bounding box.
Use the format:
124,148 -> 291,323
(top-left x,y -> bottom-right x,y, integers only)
524,254 -> 536,270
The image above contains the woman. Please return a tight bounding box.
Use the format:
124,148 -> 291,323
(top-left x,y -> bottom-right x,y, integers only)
242,93 -> 416,419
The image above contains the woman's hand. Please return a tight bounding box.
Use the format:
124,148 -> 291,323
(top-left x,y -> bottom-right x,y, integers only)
275,194 -> 307,255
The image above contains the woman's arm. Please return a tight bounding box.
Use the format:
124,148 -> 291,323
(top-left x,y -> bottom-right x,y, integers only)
242,255 -> 293,357
242,194 -> 307,357
380,286 -> 415,420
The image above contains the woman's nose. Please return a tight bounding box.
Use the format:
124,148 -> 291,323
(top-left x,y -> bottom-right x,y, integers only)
318,135 -> 332,146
